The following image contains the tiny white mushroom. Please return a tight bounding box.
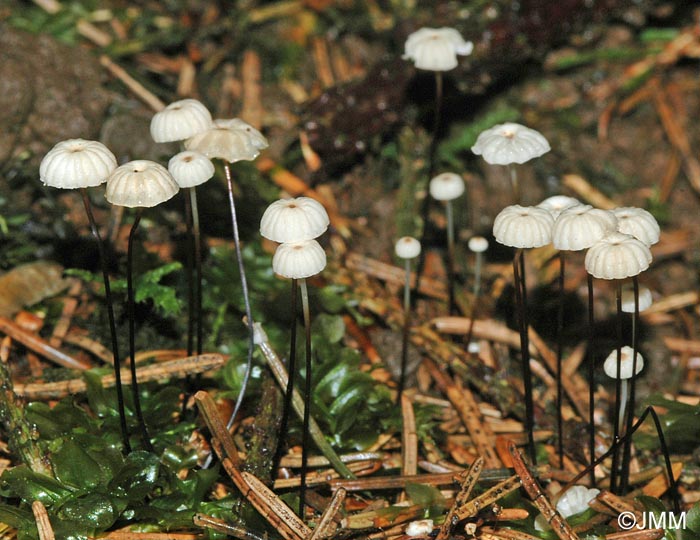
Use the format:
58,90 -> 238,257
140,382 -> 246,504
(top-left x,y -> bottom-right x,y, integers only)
468,236 -> 488,297
493,205 -> 554,248
395,236 -> 422,259
552,205 -> 618,252
584,232 -> 652,280
604,346 -> 644,431
260,197 -> 330,244
105,160 -> 179,208
537,195 -> 581,220
403,27 -> 473,71
40,138 -> 117,189
168,151 -> 215,188
621,284 -> 653,313
612,207 -> 660,247
272,240 -> 327,280
429,172 -> 464,201
405,519 -> 434,537
150,98 -> 212,143
472,123 -> 551,166
185,118 -> 268,163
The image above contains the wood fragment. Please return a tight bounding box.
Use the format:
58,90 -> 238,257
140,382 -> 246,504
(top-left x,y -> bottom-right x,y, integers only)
63,332 -> 114,364
454,475 -> 522,521
241,50 -> 263,129
311,36 -> 335,88
401,394 -> 418,479
605,530 -> 665,540
100,532 -> 201,540
480,526 -> 542,540
193,513 -> 265,540
640,461 -> 683,498
425,359 -> 501,468
100,55 -> 165,112
0,316 -> 91,370
273,460 -> 380,489
347,253 -> 448,300
176,56 -> 196,97
436,456 -> 484,540
431,317 -> 531,353
76,19 -> 112,47
14,354 -> 225,399
507,440 -> 579,540
32,501 -> 55,540
561,174 -> 616,210
594,491 -> 642,522
306,488 -> 346,540
194,391 -> 310,540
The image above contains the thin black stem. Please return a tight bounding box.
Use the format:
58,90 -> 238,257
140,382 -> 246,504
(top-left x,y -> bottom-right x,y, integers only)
564,406 -> 680,513
446,200 -> 456,315
587,274 -> 596,486
513,249 -> 536,463
556,253 -> 565,469
223,163 -> 254,430
127,209 -> 153,452
191,187 -> 203,355
609,282 -> 623,493
620,277 -> 640,492
413,71 -> 445,313
398,258 -> 412,403
80,189 -> 130,452
299,278 -> 312,518
184,190 -> 195,357
275,279 -> 298,469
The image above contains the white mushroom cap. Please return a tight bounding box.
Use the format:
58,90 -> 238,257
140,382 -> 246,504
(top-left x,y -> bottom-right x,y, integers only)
552,205 -> 618,251
150,99 -> 212,143
584,232 -> 652,280
612,207 -> 660,247
395,236 -> 421,259
429,172 -> 465,201
403,27 -> 473,71
620,283 -> 653,313
168,151 -> 215,188
603,346 -> 644,379
405,519 -> 434,537
272,240 -> 327,279
40,139 -> 117,189
493,205 -> 554,248
185,118 -> 268,163
471,123 -> 551,165
105,160 -> 179,208
468,236 -> 489,253
556,486 -> 600,517
537,195 -> 581,220
260,197 -> 330,243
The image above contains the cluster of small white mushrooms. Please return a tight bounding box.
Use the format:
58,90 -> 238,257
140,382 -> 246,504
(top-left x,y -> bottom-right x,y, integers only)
494,196 -> 659,481
472,122 -> 551,200
260,196 -> 329,517
151,98 -> 269,434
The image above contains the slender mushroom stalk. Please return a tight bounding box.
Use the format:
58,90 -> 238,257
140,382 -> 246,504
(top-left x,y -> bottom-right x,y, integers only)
39,139 -> 131,451
167,150 -> 215,356
260,197 -> 330,517
394,236 -> 421,402
547,199 -> 615,469
585,231 -> 652,492
402,27 -> 473,177
493,204 -> 554,463
472,123 -> 550,204
464,236 -> 488,350
429,173 -> 464,314
270,239 -> 328,518
185,118 -> 269,429
603,345 -> 644,491
151,99 -> 214,357
106,159 -> 180,452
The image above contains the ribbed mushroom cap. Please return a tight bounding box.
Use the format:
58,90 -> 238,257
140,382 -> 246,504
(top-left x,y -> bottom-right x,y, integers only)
40,139 -> 117,189
403,27 -> 473,71
620,283 -> 653,313
603,346 -> 644,379
613,207 -> 660,247
105,160 -> 179,208
537,195 -> 581,220
260,197 -> 329,243
584,232 -> 652,280
429,172 -> 465,201
185,118 -> 268,163
395,236 -> 421,259
150,99 -> 212,143
556,486 -> 600,517
168,151 -> 214,188
272,240 -> 326,279
552,205 -> 618,251
468,236 -> 489,253
493,205 -> 554,248
472,123 -> 551,165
